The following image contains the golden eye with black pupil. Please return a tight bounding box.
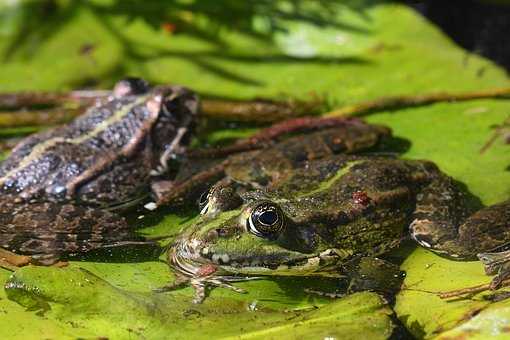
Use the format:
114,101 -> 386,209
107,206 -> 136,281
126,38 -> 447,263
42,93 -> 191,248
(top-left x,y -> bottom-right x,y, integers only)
247,202 -> 285,239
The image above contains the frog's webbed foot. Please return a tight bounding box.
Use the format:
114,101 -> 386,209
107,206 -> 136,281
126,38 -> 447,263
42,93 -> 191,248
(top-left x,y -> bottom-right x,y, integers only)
155,274 -> 253,304
478,250 -> 510,289
189,276 -> 249,304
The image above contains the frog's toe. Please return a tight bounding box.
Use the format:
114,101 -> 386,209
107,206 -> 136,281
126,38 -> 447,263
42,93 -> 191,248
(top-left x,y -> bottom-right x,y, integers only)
190,280 -> 207,304
478,250 -> 510,289
187,277 -> 250,304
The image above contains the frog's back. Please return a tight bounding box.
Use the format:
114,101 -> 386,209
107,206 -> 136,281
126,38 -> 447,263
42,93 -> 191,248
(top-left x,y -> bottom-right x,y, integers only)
0,95 -> 155,201
273,156 -> 438,257
273,156 -> 435,198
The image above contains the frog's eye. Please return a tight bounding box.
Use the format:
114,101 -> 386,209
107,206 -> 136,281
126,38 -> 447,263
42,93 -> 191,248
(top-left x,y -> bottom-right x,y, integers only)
247,202 -> 285,239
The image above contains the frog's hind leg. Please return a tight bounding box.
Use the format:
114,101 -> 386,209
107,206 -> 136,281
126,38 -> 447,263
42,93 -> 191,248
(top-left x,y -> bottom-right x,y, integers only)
0,202 -> 143,267
409,174 -> 510,287
409,174 -> 476,259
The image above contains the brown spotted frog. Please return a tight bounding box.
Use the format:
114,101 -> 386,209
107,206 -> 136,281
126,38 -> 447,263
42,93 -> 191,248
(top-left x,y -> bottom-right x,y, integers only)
158,121 -> 510,303
0,78 -> 199,267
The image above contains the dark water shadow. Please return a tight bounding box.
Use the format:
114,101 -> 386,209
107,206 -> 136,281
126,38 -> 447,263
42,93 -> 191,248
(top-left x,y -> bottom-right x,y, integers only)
67,242 -> 163,263
369,136 -> 412,156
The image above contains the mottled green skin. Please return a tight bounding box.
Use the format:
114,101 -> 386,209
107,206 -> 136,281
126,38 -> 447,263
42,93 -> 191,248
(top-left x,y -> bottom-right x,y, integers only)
166,124 -> 510,303
173,157 -> 447,278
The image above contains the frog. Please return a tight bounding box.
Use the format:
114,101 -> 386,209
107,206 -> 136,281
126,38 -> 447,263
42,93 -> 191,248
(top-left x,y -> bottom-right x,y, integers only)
157,122 -> 510,304
0,77 -> 199,268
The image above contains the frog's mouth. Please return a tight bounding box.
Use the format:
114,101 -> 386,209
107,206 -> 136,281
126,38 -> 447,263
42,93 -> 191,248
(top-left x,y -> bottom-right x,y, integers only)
169,237 -> 259,302
170,236 -> 343,279
169,237 -> 345,303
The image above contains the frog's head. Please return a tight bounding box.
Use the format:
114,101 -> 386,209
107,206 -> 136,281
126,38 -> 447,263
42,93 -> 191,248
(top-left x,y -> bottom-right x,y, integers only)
169,198 -> 345,282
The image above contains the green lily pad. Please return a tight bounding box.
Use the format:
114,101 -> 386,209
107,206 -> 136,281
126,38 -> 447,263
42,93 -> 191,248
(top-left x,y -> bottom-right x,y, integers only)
394,248 -> 497,338
2,266 -> 394,339
0,0 -> 509,338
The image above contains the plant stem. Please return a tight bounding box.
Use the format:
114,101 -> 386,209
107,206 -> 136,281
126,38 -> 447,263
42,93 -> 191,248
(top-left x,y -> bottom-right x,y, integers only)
438,278 -> 510,299
325,87 -> 510,118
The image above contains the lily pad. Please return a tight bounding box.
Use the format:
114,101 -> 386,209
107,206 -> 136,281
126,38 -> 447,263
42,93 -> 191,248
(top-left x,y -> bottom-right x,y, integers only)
2,266 -> 394,339
0,0 -> 509,339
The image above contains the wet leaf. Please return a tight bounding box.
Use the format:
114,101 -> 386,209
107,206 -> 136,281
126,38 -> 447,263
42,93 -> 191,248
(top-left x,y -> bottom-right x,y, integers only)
2,266 -> 394,339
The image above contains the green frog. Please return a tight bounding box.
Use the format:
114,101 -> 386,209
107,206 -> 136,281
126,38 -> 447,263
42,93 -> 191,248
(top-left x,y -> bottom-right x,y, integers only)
0,78 -> 199,268
159,123 -> 510,303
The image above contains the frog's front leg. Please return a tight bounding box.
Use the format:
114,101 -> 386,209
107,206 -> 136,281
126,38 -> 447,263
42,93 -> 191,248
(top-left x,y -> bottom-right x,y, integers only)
409,172 -> 510,287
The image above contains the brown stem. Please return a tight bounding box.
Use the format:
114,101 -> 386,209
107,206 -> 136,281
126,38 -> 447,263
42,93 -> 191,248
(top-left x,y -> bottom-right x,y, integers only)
480,115 -> 510,153
0,89 -> 323,125
187,116 -> 362,158
200,97 -> 324,122
326,87 -> 510,118
0,107 -> 87,128
1,87 -> 509,130
0,90 -> 107,109
438,278 -> 510,299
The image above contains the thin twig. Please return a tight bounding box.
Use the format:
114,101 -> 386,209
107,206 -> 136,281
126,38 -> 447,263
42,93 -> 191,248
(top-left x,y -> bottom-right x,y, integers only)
0,90 -> 107,109
0,107 -> 87,128
480,115 -> 510,153
438,278 -> 510,299
200,97 -> 324,122
325,87 -> 510,118
0,90 -> 324,126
